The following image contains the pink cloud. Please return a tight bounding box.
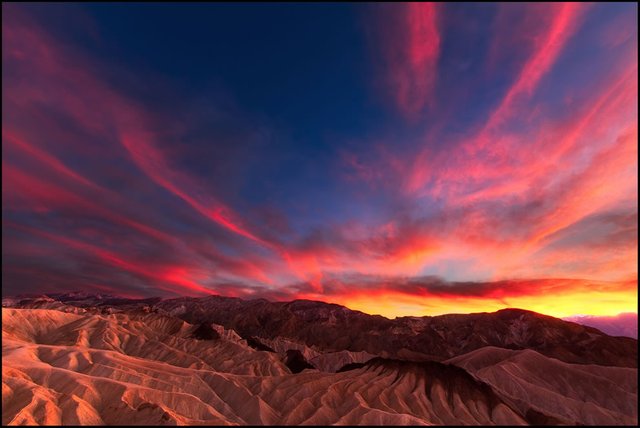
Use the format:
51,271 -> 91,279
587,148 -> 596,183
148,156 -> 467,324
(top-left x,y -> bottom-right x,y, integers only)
374,2 -> 441,118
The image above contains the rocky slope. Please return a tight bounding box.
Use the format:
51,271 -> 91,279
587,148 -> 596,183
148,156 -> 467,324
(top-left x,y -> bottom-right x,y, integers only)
447,347 -> 638,425
2,308 -> 533,425
3,294 -> 638,425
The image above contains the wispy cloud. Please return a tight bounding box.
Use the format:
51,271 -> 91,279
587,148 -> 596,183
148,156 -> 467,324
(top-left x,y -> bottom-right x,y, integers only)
372,2 -> 441,118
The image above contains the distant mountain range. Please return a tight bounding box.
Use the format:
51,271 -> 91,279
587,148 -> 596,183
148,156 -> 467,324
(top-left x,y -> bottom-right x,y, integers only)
563,313 -> 637,339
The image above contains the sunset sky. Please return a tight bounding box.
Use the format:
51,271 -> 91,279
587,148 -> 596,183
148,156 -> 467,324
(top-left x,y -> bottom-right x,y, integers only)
2,3 -> 637,318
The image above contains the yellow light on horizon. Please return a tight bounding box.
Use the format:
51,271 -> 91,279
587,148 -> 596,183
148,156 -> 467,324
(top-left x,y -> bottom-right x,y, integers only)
337,285 -> 638,319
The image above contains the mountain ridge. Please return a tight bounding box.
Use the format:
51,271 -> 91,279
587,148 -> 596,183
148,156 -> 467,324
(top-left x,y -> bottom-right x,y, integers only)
3,292 -> 637,368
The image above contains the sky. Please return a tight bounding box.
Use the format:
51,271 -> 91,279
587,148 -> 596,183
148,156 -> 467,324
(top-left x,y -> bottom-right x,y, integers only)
2,2 -> 638,318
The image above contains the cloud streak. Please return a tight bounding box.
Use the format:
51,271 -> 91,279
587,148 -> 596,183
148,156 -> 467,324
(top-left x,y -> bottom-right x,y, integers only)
373,2 -> 441,118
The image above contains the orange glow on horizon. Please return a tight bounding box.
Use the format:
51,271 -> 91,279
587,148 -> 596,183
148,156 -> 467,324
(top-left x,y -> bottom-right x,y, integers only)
324,279 -> 638,319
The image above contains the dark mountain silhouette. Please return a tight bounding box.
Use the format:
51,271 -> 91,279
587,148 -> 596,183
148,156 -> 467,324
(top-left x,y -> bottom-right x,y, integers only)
6,293 -> 636,368
152,295 -> 638,368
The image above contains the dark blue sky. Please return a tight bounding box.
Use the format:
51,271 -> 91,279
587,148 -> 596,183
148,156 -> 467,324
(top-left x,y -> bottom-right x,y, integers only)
2,2 -> 637,317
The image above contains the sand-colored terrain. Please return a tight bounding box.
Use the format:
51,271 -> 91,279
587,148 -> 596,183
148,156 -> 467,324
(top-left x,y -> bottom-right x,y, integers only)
2,303 -> 637,425
448,346 -> 637,425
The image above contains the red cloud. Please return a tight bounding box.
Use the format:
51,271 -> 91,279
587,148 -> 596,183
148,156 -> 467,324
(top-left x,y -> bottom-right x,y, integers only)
482,3 -> 587,133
